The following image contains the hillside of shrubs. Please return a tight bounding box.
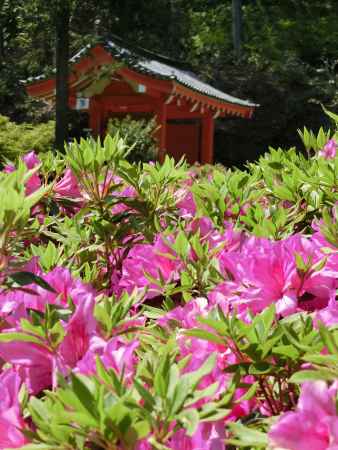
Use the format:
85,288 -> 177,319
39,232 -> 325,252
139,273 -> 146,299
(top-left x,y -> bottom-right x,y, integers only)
0,115 -> 55,163
0,111 -> 337,449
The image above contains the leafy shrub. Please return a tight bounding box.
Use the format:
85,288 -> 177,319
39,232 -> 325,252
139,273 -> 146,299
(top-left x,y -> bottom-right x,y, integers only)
0,112 -> 337,449
106,114 -> 158,163
0,115 -> 54,163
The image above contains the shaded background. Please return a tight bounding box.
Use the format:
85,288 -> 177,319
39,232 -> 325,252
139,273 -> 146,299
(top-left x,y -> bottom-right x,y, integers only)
0,0 -> 337,166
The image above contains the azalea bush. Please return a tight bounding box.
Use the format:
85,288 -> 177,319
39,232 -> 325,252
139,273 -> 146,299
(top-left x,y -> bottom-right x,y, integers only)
0,115 -> 55,164
0,111 -> 337,450
106,115 -> 158,163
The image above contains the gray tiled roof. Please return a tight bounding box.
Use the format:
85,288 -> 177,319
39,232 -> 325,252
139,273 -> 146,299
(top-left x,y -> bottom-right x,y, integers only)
24,38 -> 258,108
103,40 -> 256,108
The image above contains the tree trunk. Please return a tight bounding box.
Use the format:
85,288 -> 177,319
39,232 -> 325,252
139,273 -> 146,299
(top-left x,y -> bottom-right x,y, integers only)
0,26 -> 4,64
232,0 -> 242,60
55,1 -> 70,151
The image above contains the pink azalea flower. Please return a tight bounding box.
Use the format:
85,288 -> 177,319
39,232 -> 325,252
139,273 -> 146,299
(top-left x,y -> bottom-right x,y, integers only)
119,235 -> 180,298
0,369 -> 28,448
77,336 -> 139,383
0,288 -> 97,394
319,139 -> 337,159
315,294 -> 338,328
169,420 -> 226,449
157,297 -> 209,330
99,172 -> 121,199
5,151 -> 41,195
111,185 -> 138,215
0,339 -> 53,394
23,151 -> 40,169
101,336 -> 139,379
215,233 -> 336,315
0,264 -> 95,314
58,293 -> 97,368
269,381 -> 338,450
135,419 -> 226,450
176,189 -> 196,218
54,168 -> 82,199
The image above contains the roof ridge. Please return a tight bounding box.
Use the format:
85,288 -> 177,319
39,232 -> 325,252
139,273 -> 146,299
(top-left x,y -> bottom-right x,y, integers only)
101,34 -> 191,71
24,36 -> 259,110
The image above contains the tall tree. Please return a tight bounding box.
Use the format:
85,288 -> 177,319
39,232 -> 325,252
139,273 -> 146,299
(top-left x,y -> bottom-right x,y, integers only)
54,1 -> 70,151
232,0 -> 242,59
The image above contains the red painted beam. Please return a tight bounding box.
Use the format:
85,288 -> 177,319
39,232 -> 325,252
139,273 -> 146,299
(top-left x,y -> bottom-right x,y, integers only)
174,83 -> 253,119
89,98 -> 102,136
200,114 -> 214,164
119,67 -> 173,95
156,103 -> 167,163
104,104 -> 155,114
100,95 -> 158,106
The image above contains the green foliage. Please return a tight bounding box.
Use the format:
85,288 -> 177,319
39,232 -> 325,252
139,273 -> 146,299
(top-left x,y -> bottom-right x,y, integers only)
187,306 -> 311,402
0,115 -> 54,163
243,1 -> 338,69
0,163 -> 49,260
143,227 -> 225,302
191,139 -> 337,239
66,134 -> 129,199
32,136 -> 188,289
20,352 -> 234,449
106,115 -> 158,163
185,305 -> 338,446
0,121 -> 336,448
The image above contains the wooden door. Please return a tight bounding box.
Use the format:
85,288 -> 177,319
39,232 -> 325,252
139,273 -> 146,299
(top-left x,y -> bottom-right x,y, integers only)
166,119 -> 201,164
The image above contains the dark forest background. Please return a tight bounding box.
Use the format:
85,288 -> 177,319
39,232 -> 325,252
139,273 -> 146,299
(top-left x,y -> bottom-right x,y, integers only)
0,0 -> 337,166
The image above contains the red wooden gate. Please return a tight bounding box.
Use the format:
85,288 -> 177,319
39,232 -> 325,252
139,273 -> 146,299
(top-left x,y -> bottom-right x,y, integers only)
166,119 -> 201,164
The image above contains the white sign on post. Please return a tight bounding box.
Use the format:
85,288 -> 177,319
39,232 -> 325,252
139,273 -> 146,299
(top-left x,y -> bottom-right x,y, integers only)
137,84 -> 147,93
75,97 -> 90,110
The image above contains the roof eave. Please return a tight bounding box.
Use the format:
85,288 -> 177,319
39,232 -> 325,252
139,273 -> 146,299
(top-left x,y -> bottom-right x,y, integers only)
24,40 -> 259,116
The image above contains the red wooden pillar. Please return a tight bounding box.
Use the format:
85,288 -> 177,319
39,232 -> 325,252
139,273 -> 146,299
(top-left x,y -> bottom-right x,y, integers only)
200,114 -> 215,164
89,97 -> 102,137
156,103 -> 167,163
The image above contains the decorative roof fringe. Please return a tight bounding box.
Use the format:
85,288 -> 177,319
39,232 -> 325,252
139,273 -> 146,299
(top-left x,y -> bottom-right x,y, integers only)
190,101 -> 199,112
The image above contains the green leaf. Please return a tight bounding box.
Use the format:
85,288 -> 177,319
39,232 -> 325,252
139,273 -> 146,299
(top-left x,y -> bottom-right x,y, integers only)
318,322 -> 338,355
0,332 -> 45,346
235,381 -> 259,403
238,175 -> 249,190
272,345 -> 299,359
29,396 -> 50,423
185,381 -> 219,407
178,409 -> 199,436
290,369 -> 336,383
9,271 -> 56,293
268,162 -> 284,170
322,105 -> 338,124
169,376 -> 191,415
174,230 -> 190,259
183,353 -> 217,391
21,445 -> 55,450
197,316 -> 228,336
303,354 -> 338,366
184,329 -> 224,345
253,304 -> 275,342
199,402 -> 231,421
70,375 -> 99,422
248,362 -> 272,375
95,356 -> 112,386
227,422 -> 268,447
133,379 -> 156,411
154,354 -> 170,397
134,420 -> 151,440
